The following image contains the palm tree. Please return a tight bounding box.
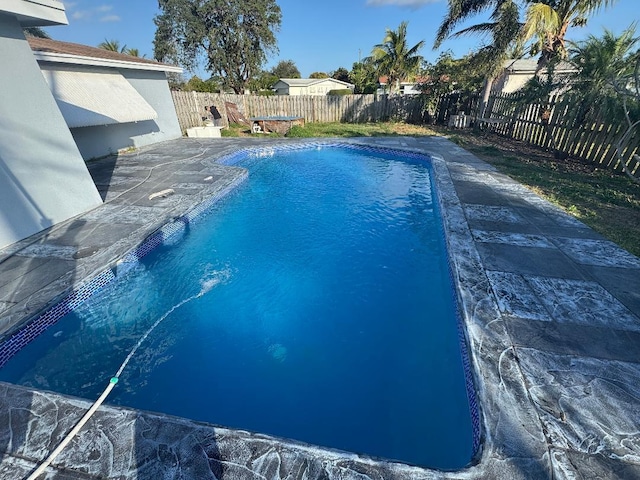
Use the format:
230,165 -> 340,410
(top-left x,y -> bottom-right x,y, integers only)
520,0 -> 617,69
568,26 -> 640,182
436,0 -> 521,116
435,0 -> 619,115
369,21 -> 425,94
612,49 -> 640,183
568,25 -> 638,118
125,48 -> 146,58
98,39 -> 127,53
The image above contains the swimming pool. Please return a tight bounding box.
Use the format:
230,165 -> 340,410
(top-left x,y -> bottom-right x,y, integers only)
0,144 -> 477,470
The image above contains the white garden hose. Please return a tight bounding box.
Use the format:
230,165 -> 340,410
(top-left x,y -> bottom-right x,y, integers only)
25,377 -> 118,480
25,277 -> 218,479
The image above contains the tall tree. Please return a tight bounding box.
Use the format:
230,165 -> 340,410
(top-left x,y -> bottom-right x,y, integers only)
23,27 -> 50,39
368,21 -> 425,94
349,60 -> 378,94
309,71 -> 329,79
520,0 -> 617,68
271,59 -> 301,78
153,13 -> 178,64
435,0 -> 522,117
153,0 -> 281,94
435,0 -> 618,116
331,67 -> 350,83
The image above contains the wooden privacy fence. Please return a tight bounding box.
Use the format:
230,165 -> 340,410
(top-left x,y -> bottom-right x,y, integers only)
468,92 -> 640,176
171,91 -> 425,133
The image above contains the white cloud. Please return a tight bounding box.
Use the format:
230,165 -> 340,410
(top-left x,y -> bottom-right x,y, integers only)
71,10 -> 90,20
65,2 -> 119,22
366,0 -> 441,6
100,14 -> 121,22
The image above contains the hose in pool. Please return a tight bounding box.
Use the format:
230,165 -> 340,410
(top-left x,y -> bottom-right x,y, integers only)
25,279 -> 217,480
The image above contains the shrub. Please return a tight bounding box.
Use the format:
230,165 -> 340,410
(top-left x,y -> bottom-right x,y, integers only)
327,89 -> 353,96
221,123 -> 244,137
285,125 -> 312,137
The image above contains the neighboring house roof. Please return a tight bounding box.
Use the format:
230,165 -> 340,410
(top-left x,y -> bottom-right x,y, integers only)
27,37 -> 182,72
276,78 -> 354,88
378,76 -> 428,85
502,58 -> 577,73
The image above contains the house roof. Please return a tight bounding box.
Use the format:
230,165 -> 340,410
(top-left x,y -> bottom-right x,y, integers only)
27,37 -> 182,73
277,78 -> 354,88
503,59 -> 576,73
378,76 -> 428,85
3,0 -> 67,27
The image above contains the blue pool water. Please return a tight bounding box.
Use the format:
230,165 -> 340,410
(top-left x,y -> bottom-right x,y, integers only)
0,145 -> 474,469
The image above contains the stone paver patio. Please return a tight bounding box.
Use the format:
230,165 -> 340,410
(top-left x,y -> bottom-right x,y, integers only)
0,136 -> 639,479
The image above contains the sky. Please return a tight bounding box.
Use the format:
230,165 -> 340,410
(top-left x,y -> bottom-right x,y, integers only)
47,0 -> 638,79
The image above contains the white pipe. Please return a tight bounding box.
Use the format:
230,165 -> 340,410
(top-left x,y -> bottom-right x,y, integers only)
25,377 -> 118,480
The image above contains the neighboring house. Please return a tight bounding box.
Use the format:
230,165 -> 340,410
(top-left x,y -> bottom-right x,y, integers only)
377,76 -> 425,95
272,78 -> 354,95
491,59 -> 577,94
28,37 -> 183,160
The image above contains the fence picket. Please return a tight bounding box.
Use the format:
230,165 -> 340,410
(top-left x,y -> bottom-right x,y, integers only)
169,90 -> 637,177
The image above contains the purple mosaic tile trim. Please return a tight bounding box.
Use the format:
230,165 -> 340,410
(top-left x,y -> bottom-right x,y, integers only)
435,173 -> 482,457
0,268 -> 115,368
0,173 -> 247,368
217,142 -> 432,167
457,306 -> 482,454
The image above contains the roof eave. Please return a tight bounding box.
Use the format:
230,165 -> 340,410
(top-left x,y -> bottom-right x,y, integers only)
33,51 -> 183,73
4,0 -> 68,27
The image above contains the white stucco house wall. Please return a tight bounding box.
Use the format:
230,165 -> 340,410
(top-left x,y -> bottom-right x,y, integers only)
0,1 -> 183,249
492,59 -> 577,94
377,76 -> 426,95
272,78 -> 354,95
28,37 -> 183,160
0,0 -> 104,249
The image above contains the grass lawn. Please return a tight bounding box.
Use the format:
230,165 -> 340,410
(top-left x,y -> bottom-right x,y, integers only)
221,121 -> 438,137
222,120 -> 640,256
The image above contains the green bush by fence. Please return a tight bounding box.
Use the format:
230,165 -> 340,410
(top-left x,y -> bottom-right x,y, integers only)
327,89 -> 354,96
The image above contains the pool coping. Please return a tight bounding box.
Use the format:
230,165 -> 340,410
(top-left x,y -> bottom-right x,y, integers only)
1,136 -> 639,479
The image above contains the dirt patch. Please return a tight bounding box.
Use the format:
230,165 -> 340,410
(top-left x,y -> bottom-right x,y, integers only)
439,126 -> 619,176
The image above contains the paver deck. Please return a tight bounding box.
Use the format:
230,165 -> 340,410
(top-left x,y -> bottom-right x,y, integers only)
0,136 -> 639,479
